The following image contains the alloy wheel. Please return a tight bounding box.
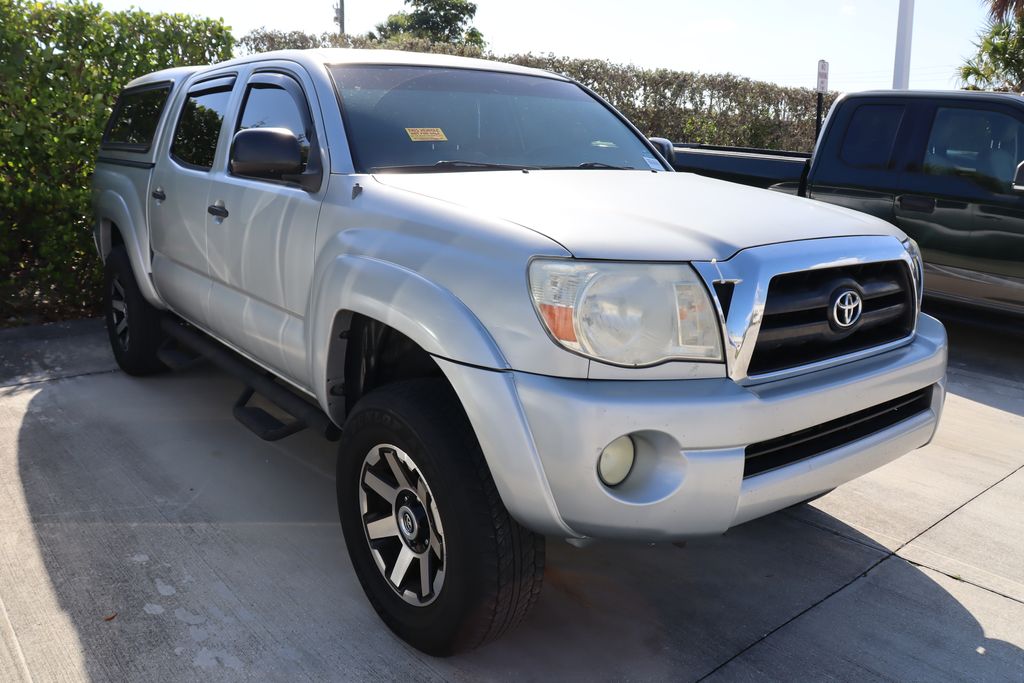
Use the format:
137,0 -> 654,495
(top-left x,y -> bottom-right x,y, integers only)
110,276 -> 130,351
359,444 -> 446,606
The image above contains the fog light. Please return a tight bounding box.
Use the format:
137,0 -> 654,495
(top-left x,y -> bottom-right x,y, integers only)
598,435 -> 636,487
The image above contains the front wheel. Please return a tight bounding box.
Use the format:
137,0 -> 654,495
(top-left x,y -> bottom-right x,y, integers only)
337,379 -> 545,656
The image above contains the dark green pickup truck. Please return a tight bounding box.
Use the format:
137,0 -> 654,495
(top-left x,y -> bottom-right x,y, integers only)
670,90 -> 1024,317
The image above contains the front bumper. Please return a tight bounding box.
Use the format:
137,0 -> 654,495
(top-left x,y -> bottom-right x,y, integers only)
437,314 -> 947,540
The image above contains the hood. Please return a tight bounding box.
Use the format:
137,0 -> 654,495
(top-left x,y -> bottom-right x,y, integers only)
372,170 -> 903,261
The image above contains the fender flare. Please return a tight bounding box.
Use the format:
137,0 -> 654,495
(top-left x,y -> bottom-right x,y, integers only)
307,253 -> 508,412
94,189 -> 164,308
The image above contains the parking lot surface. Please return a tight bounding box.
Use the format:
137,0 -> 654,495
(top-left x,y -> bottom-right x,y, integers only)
0,314 -> 1021,681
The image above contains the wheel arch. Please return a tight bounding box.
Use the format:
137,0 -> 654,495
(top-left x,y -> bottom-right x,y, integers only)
308,253 -> 508,423
93,188 -> 164,308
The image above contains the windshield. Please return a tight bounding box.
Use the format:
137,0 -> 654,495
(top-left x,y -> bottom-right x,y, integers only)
329,65 -> 666,173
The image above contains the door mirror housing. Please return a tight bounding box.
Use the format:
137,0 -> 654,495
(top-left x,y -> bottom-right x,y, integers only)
230,127 -> 304,181
648,137 -> 676,167
1013,160 -> 1024,193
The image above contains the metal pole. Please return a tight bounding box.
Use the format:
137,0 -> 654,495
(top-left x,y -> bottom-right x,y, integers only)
815,92 -> 824,138
335,0 -> 345,35
893,0 -> 914,89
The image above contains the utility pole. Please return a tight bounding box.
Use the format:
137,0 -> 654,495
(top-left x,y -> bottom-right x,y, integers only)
892,0 -> 914,89
334,0 -> 345,35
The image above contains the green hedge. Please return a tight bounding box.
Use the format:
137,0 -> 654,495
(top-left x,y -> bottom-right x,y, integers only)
0,0 -> 233,322
502,54 -> 835,152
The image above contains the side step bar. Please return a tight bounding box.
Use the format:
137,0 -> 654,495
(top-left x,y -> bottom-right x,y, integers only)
160,317 -> 340,442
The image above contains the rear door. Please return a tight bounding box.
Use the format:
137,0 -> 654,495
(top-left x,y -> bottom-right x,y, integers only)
807,98 -> 912,222
893,101 -> 1024,312
203,64 -> 328,385
150,75 -> 236,327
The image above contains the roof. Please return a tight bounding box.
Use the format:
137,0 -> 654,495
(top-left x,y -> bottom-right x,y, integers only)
846,89 -> 1024,104
148,48 -> 568,83
124,66 -> 202,89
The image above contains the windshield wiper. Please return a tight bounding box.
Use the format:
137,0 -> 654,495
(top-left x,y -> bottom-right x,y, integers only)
372,160 -> 539,173
539,162 -> 634,170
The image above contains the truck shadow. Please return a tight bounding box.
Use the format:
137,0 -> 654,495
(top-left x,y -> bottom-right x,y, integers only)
10,365 -> 1023,680
926,302 -> 1024,418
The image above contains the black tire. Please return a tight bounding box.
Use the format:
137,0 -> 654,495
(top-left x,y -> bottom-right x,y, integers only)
103,246 -> 166,376
337,378 -> 545,656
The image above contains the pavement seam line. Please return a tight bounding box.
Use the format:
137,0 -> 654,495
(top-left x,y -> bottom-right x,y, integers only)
698,462 -> 1024,681
892,462 -> 1024,555
0,368 -> 119,390
0,588 -> 34,682
694,552 -> 893,682
899,558 -> 1024,607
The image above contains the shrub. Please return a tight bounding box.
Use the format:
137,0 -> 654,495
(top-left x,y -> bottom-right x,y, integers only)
500,54 -> 834,151
0,0 -> 233,322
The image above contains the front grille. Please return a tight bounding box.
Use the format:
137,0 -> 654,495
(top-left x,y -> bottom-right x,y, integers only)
743,385 -> 934,478
747,261 -> 915,376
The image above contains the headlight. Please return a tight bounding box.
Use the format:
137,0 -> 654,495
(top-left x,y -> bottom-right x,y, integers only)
902,237 -> 924,306
528,259 -> 723,366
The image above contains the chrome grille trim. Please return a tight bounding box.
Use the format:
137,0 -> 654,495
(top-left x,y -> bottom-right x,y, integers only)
692,236 -> 920,385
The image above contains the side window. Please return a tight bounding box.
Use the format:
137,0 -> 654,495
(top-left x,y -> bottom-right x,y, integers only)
922,107 -> 1024,193
102,84 -> 171,151
171,85 -> 233,170
235,78 -> 312,171
840,104 -> 905,170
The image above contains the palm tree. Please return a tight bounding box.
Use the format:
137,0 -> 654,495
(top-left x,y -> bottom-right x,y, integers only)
990,0 -> 1024,21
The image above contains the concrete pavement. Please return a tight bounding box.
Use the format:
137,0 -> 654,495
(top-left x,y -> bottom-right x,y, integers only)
0,315 -> 1021,681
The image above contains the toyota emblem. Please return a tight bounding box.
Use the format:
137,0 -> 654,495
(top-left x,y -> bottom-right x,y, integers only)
831,289 -> 863,329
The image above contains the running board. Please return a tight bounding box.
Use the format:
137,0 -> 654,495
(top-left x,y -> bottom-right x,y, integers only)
160,317 -> 340,442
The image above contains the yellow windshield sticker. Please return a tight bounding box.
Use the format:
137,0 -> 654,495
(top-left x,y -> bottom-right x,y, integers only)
405,127 -> 448,142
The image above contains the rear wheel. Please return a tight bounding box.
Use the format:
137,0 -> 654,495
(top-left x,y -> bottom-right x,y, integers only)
103,246 -> 166,375
337,379 -> 545,656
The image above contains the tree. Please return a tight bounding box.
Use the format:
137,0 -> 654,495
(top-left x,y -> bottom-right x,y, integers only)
960,20 -> 1024,91
371,0 -> 485,47
990,0 -> 1024,22
238,28 -> 349,54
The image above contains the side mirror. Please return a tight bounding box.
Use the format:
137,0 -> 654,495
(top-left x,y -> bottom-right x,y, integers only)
648,137 -> 676,166
1014,160 -> 1024,192
230,127 -> 304,181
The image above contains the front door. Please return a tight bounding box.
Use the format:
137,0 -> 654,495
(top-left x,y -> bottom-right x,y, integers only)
204,66 -> 328,386
894,103 -> 1024,313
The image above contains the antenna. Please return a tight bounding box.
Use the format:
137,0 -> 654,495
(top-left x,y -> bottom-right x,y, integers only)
334,0 -> 345,35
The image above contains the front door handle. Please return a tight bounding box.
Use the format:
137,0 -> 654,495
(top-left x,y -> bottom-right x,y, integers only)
207,204 -> 229,219
151,188 -> 166,201
898,195 -> 936,213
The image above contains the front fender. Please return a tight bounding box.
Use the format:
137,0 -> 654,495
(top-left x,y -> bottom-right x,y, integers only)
307,252 -> 508,412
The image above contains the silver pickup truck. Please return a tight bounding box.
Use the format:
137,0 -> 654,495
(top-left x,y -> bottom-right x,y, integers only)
92,49 -> 947,655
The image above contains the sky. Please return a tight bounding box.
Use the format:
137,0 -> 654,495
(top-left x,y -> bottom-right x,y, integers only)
94,0 -> 993,93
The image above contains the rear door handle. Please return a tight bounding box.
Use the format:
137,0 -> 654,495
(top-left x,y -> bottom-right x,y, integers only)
151,188 -> 166,201
207,204 -> 229,218
898,195 -> 936,213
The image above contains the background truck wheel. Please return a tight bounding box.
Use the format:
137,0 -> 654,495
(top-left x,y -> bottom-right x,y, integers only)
102,246 -> 167,376
337,378 -> 545,656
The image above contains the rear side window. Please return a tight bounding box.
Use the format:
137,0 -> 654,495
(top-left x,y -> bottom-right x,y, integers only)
840,104 -> 905,169
102,84 -> 171,151
171,84 -> 233,170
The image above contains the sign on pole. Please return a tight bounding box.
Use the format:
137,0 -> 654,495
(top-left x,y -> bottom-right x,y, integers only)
817,60 -> 829,94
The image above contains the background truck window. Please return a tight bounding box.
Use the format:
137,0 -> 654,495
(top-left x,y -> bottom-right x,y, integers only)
102,85 -> 171,151
923,107 -> 1024,193
839,104 -> 905,170
171,87 -> 232,170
